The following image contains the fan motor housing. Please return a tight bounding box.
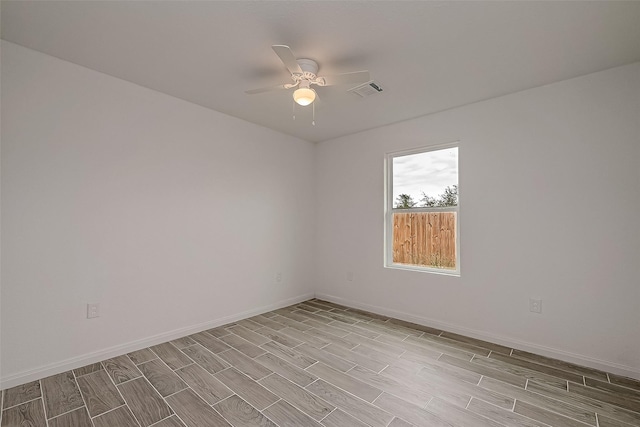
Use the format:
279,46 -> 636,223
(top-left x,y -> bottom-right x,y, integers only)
296,59 -> 319,79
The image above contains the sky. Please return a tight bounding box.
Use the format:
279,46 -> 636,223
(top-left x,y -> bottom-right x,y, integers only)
393,147 -> 458,204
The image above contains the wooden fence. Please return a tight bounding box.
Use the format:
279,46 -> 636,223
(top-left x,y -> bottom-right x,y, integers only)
392,211 -> 456,269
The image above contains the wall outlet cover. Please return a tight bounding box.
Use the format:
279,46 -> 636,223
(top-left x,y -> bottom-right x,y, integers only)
87,303 -> 100,319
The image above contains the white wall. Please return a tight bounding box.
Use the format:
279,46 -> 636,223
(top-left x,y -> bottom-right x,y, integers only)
315,62 -> 640,378
1,41 -> 316,386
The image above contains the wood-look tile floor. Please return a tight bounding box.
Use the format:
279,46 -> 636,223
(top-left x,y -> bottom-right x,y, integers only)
2,299 -> 640,427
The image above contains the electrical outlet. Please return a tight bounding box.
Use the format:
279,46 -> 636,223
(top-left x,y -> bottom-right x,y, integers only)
275,272 -> 282,283
87,303 -> 100,319
346,271 -> 354,281
529,298 -> 542,314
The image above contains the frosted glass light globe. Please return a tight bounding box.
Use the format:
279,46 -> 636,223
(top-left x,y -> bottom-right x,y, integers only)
293,87 -> 316,106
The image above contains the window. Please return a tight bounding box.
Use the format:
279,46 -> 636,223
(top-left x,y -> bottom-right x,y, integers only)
385,144 -> 459,275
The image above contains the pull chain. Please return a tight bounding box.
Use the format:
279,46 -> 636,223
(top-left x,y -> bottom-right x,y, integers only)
291,99 -> 316,126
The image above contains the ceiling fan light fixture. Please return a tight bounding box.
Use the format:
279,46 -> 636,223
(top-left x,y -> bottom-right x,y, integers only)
246,46 -> 371,114
293,87 -> 316,106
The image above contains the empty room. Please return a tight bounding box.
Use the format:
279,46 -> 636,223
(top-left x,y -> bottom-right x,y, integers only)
1,1 -> 639,426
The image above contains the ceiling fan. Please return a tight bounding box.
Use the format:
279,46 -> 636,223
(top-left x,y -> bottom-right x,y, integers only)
246,45 -> 371,106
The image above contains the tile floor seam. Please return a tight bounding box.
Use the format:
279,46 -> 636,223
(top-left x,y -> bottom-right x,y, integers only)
177,357 -> 235,404
259,397 -> 282,413
46,404 -> 87,423
260,377 -> 334,424
0,396 -> 43,412
146,415 -> 174,427
141,370 -> 192,427
101,359 -> 142,427
209,397 -> 238,427
88,403 -> 126,420
171,361 -> 195,371
514,394 -> 600,425
71,369 -> 95,427
44,398 -> 50,427
109,373 -> 142,387
317,406 -> 338,423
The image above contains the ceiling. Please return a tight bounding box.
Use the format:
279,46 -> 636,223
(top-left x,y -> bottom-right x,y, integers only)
2,1 -> 640,143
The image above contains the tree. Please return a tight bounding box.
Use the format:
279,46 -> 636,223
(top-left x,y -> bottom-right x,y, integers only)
420,192 -> 437,207
436,185 -> 458,207
395,194 -> 417,209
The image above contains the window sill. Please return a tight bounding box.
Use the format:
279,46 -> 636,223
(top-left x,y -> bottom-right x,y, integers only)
384,264 -> 460,277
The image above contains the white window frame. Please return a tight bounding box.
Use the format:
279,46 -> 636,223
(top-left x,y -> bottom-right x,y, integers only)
384,142 -> 460,276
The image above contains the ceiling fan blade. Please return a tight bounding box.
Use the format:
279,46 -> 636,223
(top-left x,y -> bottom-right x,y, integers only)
320,70 -> 370,86
272,45 -> 303,75
245,83 -> 295,95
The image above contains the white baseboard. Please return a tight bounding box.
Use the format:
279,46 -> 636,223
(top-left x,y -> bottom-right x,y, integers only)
0,293 -> 314,389
315,293 -> 640,381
